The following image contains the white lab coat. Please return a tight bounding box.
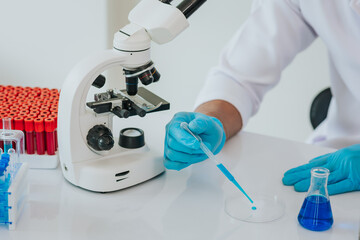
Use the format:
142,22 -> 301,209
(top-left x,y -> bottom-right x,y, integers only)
194,0 -> 360,149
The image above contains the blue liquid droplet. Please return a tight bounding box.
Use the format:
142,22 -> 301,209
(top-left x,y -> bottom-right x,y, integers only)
252,206 -> 257,210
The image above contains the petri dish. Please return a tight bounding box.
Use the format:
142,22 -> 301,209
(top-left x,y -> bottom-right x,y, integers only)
225,193 -> 285,223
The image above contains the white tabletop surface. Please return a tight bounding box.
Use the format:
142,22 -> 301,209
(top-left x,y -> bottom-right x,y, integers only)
1,130 -> 359,240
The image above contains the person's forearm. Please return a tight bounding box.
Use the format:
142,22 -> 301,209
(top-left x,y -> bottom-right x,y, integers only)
195,100 -> 243,140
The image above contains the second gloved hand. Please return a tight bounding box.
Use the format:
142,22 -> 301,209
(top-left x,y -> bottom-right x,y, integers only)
164,112 -> 226,170
282,144 -> 360,195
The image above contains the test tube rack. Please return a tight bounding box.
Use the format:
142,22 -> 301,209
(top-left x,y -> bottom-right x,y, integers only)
0,129 -> 28,230
0,85 -> 59,169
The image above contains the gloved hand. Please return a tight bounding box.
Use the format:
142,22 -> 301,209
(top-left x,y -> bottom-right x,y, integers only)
164,112 -> 226,170
283,144 -> 360,195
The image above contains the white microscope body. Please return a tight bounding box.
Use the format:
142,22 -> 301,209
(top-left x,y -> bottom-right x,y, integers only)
58,0 -> 206,192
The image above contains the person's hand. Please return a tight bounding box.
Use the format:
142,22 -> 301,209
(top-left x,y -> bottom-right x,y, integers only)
283,144 -> 360,195
164,112 -> 226,170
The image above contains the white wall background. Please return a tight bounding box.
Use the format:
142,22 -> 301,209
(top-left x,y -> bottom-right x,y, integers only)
0,0 -> 329,142
0,0 -> 136,88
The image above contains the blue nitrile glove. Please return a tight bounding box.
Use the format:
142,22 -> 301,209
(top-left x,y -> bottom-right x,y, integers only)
283,144 -> 360,195
164,112 -> 226,170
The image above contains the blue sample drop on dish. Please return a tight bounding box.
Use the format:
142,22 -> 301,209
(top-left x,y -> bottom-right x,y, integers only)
297,167 -> 333,231
298,195 -> 333,231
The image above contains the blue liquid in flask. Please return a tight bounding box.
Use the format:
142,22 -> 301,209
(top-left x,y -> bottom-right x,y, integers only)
298,195 -> 333,231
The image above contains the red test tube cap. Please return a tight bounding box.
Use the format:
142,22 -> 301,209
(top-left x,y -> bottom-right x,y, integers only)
24,118 -> 34,132
34,118 -> 44,132
19,109 -> 29,114
29,109 -> 39,114
14,86 -> 24,92
9,109 -> 18,114
28,113 -> 38,119
17,99 -> 27,104
17,94 -> 27,99
49,114 -> 58,126
0,110 -> 9,115
44,118 -> 55,132
8,113 -> 17,122
17,112 -> 28,118
49,113 -> 57,119
12,102 -> 22,107
14,117 -> 24,131
32,103 -> 42,108
40,111 -> 50,116
21,103 -> 31,108
50,88 -> 59,94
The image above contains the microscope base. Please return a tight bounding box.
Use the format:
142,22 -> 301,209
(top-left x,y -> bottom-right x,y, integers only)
61,149 -> 164,192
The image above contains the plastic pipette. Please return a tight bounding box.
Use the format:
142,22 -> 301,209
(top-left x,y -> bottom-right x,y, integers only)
180,122 -> 255,207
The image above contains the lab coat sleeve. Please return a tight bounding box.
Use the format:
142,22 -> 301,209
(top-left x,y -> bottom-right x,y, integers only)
194,0 -> 317,127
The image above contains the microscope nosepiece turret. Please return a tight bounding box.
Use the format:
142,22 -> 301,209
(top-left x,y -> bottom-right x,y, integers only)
123,61 -> 160,96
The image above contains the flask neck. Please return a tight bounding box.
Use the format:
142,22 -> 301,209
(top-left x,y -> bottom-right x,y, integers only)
307,167 -> 330,198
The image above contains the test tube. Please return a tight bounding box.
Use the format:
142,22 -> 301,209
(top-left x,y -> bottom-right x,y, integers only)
49,114 -> 58,150
34,118 -> 45,155
44,118 -> 56,155
24,117 -> 35,154
0,115 -> 3,150
0,153 -> 10,182
2,117 -> 13,153
14,117 -> 24,153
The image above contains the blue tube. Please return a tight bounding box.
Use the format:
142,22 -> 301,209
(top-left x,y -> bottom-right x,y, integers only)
216,163 -> 254,204
180,122 -> 255,207
0,154 -> 10,177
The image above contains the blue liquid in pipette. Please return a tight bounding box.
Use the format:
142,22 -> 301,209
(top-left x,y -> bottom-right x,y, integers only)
216,163 -> 254,204
298,195 -> 333,231
180,122 -> 255,209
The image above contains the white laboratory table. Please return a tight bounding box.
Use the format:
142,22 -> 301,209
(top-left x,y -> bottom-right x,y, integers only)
1,131 -> 359,240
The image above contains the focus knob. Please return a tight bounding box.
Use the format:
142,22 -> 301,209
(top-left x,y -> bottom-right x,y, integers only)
87,125 -> 114,151
92,74 -> 106,88
112,106 -> 130,119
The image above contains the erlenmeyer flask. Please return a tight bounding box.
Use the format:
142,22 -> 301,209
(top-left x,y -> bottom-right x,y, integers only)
298,167 -> 333,231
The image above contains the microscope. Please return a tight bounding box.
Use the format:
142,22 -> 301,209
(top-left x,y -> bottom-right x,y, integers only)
58,0 -> 206,192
